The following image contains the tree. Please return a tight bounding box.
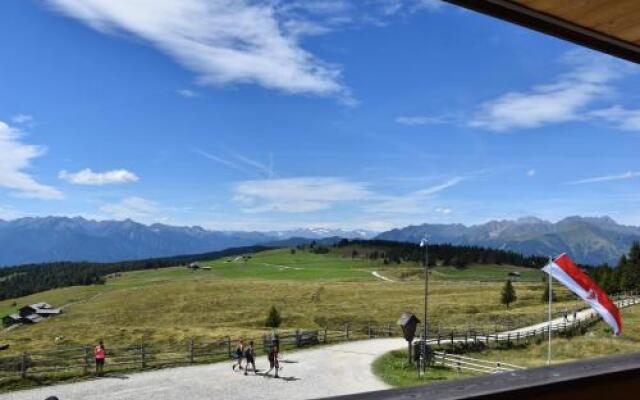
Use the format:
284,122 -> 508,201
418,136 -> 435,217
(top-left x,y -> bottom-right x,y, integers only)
626,242 -> 640,291
265,306 -> 282,328
501,280 -> 517,309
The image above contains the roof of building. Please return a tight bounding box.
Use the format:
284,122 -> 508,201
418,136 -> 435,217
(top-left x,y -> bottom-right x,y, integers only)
34,308 -> 62,315
30,302 -> 54,309
23,314 -> 43,323
444,0 -> 640,64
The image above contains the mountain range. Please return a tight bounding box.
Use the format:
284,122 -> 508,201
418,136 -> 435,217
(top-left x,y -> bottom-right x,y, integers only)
1,215 -> 638,267
375,216 -> 640,265
0,217 -> 373,266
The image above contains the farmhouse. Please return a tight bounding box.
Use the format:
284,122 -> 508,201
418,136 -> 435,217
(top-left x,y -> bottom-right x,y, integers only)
19,302 -> 62,318
2,302 -> 62,327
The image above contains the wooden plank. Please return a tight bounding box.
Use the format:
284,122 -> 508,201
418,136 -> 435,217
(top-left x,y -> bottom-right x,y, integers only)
443,0 -> 640,64
515,0 -> 640,44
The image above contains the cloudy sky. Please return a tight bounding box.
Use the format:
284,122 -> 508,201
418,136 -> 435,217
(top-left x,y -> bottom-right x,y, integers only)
1,0 -> 639,231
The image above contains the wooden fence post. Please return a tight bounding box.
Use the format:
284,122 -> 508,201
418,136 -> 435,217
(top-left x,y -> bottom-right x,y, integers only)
450,330 -> 454,346
387,323 -> 391,337
323,327 -> 328,344
295,329 -> 301,347
368,321 -> 372,339
20,352 -> 27,379
227,336 -> 231,358
345,323 -> 350,340
141,344 -> 146,368
83,345 -> 90,374
189,338 -> 194,363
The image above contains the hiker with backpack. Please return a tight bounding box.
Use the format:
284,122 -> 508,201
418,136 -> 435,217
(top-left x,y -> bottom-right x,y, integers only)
244,341 -> 257,376
265,345 -> 280,378
232,339 -> 244,371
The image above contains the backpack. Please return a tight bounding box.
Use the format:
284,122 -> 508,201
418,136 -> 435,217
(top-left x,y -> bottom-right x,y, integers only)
244,347 -> 253,358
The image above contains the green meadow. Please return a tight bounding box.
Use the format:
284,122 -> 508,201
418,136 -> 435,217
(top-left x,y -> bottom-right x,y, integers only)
0,248 -> 580,356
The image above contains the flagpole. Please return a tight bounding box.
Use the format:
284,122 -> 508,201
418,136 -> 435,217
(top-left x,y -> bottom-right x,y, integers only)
422,238 -> 428,375
547,256 -> 553,366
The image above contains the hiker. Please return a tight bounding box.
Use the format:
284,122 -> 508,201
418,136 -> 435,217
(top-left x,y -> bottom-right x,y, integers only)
573,310 -> 577,321
95,340 -> 106,376
265,345 -> 280,378
563,309 -> 568,322
244,341 -> 257,376
232,340 -> 244,371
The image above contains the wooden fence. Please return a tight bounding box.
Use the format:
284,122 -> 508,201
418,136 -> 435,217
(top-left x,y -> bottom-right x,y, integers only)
433,350 -> 525,374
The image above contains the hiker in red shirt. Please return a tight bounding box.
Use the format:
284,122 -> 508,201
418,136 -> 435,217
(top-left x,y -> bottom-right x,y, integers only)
95,340 -> 106,376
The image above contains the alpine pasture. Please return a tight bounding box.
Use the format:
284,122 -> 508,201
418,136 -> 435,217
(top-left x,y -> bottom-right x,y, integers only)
0,246 -> 580,356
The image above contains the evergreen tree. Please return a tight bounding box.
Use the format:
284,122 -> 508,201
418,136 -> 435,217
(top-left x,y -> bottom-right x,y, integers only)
501,280 -> 517,309
627,242 -> 640,291
265,305 -> 282,328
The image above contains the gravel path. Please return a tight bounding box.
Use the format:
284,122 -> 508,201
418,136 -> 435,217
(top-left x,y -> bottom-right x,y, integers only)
371,271 -> 396,282
4,338 -> 405,400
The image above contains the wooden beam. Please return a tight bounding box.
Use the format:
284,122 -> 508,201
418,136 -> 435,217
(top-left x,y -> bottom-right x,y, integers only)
443,0 -> 640,64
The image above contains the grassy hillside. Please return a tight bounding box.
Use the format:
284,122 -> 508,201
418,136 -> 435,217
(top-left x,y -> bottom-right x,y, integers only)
0,248 -> 580,356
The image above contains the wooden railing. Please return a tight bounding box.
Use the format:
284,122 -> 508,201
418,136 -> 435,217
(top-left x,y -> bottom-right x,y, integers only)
433,351 -> 525,374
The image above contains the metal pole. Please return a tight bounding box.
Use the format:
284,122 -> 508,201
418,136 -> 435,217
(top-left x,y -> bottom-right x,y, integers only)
422,239 -> 429,374
547,256 -> 553,367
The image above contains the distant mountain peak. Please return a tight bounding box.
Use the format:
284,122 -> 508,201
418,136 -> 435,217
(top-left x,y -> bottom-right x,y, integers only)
0,216 -> 376,267
515,216 -> 548,224
376,215 -> 639,265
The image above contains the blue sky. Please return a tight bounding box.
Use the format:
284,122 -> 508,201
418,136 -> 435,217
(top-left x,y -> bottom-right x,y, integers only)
1,0 -> 639,231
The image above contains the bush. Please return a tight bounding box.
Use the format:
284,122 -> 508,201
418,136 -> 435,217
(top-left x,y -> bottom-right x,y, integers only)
265,305 -> 282,328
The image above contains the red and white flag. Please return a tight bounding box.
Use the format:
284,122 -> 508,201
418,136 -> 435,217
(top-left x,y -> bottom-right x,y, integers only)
543,253 -> 622,335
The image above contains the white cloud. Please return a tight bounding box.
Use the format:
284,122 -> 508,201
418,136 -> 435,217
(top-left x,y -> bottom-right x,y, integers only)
527,169 -> 536,177
176,89 -> 198,98
396,115 -> 449,125
567,171 -> 640,185
0,121 -> 62,199
233,177 -> 371,213
435,206 -> 452,214
12,114 -> 34,125
46,0 -> 347,98
100,196 -> 158,220
470,51 -> 626,131
375,0 -> 444,16
367,177 -> 462,214
195,148 -> 274,178
58,168 -> 139,185
590,106 -> 640,131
